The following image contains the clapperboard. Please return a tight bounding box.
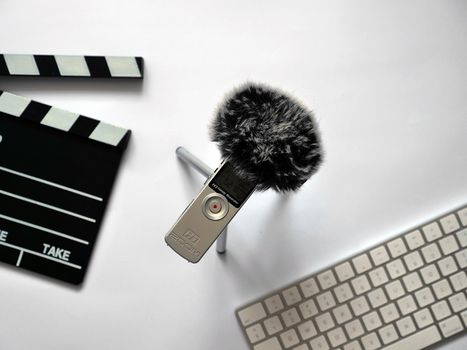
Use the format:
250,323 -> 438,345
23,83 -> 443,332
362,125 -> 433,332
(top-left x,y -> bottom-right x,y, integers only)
0,54 -> 142,284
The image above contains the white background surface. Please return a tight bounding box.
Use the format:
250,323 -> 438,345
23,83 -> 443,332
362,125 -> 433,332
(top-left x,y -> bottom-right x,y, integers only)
1,0 -> 466,349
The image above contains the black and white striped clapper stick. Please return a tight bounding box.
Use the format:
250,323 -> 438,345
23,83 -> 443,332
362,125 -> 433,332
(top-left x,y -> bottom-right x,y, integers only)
0,54 -> 143,78
0,90 -> 131,284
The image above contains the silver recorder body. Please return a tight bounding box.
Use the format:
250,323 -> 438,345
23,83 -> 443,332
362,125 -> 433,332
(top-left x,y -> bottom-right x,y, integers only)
165,160 -> 256,263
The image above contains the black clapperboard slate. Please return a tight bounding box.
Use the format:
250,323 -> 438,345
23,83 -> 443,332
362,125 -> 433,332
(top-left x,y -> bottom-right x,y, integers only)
0,90 -> 131,284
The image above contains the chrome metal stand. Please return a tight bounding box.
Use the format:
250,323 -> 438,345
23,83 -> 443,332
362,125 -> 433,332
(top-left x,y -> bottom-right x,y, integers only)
176,146 -> 228,254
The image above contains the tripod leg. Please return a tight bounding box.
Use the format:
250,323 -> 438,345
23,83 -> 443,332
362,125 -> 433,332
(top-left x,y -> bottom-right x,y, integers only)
216,228 -> 227,254
176,146 -> 213,177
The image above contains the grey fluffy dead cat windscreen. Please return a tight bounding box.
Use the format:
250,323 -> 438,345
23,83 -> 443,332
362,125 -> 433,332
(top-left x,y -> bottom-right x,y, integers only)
210,82 -> 323,192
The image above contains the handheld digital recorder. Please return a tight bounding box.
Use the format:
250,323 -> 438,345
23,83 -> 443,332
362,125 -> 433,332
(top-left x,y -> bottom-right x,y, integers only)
165,160 -> 256,263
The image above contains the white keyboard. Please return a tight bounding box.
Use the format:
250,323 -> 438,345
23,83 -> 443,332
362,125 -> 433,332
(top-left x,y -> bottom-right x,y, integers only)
236,205 -> 467,350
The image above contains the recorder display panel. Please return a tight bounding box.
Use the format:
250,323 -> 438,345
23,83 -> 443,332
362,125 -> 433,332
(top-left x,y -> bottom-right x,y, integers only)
209,161 -> 256,208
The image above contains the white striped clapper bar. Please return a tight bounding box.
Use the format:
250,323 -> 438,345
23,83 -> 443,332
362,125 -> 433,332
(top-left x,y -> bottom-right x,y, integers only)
0,90 -> 131,284
0,90 -> 130,149
0,54 -> 143,79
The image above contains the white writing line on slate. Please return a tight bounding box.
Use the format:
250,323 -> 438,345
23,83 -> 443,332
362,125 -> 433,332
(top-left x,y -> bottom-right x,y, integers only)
0,189 -> 96,223
0,165 -> 103,201
0,241 -> 81,269
0,213 -> 89,245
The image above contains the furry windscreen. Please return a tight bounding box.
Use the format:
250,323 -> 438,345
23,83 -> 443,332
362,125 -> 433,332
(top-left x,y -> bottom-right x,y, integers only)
210,83 -> 323,192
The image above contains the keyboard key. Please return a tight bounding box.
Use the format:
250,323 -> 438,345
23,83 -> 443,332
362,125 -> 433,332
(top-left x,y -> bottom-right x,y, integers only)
360,332 -> 381,350
414,287 -> 435,307
368,267 -> 388,287
438,235 -> 459,255
421,243 -> 441,263
439,315 -> 464,337
379,303 -> 400,323
344,319 -> 364,339
369,246 -> 389,266
280,329 -> 300,348
431,300 -> 451,320
309,335 -> 329,350
315,312 -> 334,332
397,295 -> 417,315
283,286 -> 302,306
263,316 -> 283,336
396,316 -> 416,336
253,337 -> 281,350
413,308 -> 434,328
293,345 -> 309,350
458,207 -> 467,226
246,323 -> 266,344
420,264 -> 440,284
328,328 -> 347,348
404,230 -> 424,250
344,341 -> 362,350
462,310 -> 467,327
450,271 -> 467,291
335,262 -> 355,282
299,278 -> 319,298
350,296 -> 370,316
297,320 -> 317,340
455,248 -> 467,268
316,291 -> 336,311
299,299 -> 318,319
386,258 -> 406,279
239,303 -> 267,326
351,275 -> 371,295
387,238 -> 407,258
317,270 -> 337,290
367,288 -> 387,308
432,279 -> 453,299
422,222 -> 442,242
437,256 -> 458,276
440,214 -> 460,234
265,295 -> 285,314
362,311 -> 382,331
456,228 -> 467,247
332,304 -> 352,325
281,308 -> 301,327
448,292 -> 467,313
352,254 -> 372,274
327,327 -> 347,348
381,325 -> 441,350
403,251 -> 423,271
402,271 -> 423,292
334,283 -> 353,303
378,324 -> 398,345
385,280 -> 404,300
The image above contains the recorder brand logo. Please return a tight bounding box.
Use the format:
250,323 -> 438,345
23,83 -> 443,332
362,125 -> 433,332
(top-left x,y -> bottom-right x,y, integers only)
183,230 -> 200,245
168,232 -> 201,258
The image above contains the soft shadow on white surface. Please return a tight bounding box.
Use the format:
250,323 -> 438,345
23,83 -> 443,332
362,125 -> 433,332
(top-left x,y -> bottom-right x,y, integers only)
0,0 -> 466,349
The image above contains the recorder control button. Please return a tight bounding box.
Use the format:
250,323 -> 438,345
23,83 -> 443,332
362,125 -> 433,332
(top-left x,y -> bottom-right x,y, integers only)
202,194 -> 228,220
208,199 -> 222,213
